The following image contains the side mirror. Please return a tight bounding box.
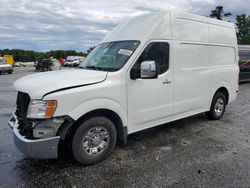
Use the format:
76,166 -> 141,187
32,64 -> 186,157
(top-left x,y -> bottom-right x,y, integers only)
141,61 -> 158,79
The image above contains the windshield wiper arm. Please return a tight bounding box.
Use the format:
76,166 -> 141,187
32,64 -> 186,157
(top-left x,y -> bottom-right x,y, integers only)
85,66 -> 103,70
80,65 -> 117,71
86,65 -> 97,70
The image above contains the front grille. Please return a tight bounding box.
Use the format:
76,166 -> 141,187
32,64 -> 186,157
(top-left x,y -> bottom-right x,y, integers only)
16,91 -> 33,138
16,92 -> 30,117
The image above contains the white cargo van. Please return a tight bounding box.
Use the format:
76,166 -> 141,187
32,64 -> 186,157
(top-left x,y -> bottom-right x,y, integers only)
8,11 -> 239,165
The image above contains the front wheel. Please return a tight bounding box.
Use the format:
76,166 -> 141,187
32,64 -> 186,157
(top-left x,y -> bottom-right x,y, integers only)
72,117 -> 117,165
206,92 -> 226,120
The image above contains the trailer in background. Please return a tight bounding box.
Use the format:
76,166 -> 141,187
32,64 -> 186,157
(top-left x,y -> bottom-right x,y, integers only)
3,55 -> 14,66
36,58 -> 61,72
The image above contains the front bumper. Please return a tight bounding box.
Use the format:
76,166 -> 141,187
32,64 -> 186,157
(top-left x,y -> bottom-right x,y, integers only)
8,113 -> 60,159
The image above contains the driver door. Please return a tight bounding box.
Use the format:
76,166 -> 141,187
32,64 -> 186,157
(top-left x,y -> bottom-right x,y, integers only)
127,41 -> 174,133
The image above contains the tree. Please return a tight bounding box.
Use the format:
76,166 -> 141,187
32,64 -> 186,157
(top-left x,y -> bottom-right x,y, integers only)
236,14 -> 250,44
0,49 -> 87,62
210,6 -> 232,20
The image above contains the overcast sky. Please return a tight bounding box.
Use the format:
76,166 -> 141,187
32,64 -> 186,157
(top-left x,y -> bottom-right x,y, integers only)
0,0 -> 249,52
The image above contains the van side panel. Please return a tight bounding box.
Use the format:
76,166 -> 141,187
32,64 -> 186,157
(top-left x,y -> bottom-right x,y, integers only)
171,13 -> 208,42
171,12 -> 238,117
208,19 -> 236,45
209,26 -> 236,45
173,42 -> 212,115
171,13 -> 212,115
210,46 -> 238,104
208,21 -> 239,104
209,46 -> 236,66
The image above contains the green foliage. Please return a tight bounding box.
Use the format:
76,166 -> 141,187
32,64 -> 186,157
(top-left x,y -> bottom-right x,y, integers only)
210,6 -> 232,20
236,14 -> 250,45
0,49 -> 87,62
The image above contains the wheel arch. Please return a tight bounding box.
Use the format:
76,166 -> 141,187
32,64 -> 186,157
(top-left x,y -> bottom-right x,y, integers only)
211,80 -> 231,107
214,87 -> 229,104
67,108 -> 127,143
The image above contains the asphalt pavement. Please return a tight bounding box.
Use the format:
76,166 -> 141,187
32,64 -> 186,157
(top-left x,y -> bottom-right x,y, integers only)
1,67 -> 250,188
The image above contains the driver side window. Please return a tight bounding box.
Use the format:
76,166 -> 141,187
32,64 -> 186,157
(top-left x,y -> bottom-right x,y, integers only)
131,42 -> 169,78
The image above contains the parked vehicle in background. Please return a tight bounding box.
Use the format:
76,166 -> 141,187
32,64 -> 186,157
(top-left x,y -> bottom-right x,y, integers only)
21,62 -> 35,67
58,58 -> 65,66
14,62 -> 21,67
0,58 -> 13,74
8,11 -> 239,165
79,56 -> 85,62
64,56 -> 84,67
78,56 -> 86,65
239,45 -> 250,82
36,58 -> 61,71
64,56 -> 78,67
3,55 -> 14,66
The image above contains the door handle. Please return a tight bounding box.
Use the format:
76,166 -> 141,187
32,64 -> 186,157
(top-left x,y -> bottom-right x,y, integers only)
162,79 -> 172,84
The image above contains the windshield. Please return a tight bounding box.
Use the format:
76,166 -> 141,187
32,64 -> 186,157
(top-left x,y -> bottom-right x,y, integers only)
239,50 -> 250,64
0,59 -> 7,65
79,40 -> 140,71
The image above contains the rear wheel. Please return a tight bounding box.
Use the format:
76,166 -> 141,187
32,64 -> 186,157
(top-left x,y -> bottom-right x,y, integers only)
72,116 -> 117,165
206,92 -> 226,120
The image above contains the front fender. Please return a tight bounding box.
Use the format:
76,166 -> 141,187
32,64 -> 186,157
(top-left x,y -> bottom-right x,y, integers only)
68,98 -> 127,127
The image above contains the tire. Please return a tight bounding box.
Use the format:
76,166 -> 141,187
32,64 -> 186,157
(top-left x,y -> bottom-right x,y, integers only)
8,71 -> 12,74
72,116 -> 117,165
206,92 -> 226,120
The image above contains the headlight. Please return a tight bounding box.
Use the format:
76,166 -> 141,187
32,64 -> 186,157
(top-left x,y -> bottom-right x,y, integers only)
27,100 -> 57,119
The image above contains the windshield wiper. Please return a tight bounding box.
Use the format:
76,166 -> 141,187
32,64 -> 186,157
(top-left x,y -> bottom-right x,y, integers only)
85,65 -> 99,70
78,65 -> 97,70
79,65 -> 118,72
84,65 -> 104,70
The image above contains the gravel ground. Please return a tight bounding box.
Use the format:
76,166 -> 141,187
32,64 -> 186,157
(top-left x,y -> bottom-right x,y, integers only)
0,67 -> 250,188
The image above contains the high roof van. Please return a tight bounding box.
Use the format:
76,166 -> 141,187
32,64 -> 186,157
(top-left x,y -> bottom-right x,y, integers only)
9,11 -> 239,165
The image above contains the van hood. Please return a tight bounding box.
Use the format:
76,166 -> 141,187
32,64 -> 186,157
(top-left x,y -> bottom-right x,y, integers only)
14,69 -> 108,99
